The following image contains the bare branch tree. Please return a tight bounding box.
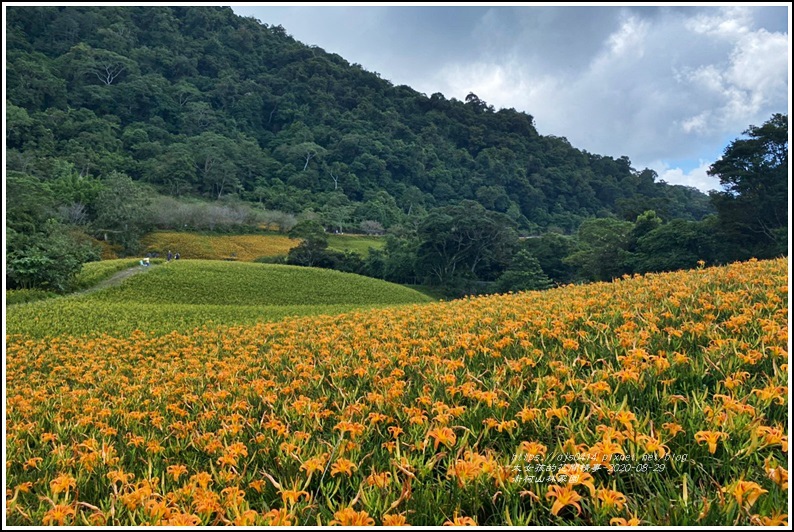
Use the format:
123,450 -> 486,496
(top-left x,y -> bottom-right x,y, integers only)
92,61 -> 126,85
303,150 -> 316,171
57,203 -> 88,226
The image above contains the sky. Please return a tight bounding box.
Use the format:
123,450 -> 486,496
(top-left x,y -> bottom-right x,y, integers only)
231,3 -> 791,193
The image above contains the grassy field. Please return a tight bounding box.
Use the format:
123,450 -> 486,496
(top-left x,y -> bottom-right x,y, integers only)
72,258 -> 159,290
5,260 -> 432,337
5,289 -> 61,306
326,234 -> 384,256
140,231 -> 384,261
5,258 -> 788,526
6,259 -> 150,306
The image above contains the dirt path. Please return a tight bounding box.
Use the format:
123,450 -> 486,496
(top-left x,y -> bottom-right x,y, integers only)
75,264 -> 155,296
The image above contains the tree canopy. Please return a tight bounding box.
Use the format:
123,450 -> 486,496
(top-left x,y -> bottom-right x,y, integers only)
707,113 -> 788,259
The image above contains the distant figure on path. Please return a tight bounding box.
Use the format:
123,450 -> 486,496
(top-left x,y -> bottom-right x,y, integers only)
167,250 -> 173,261
175,252 -> 180,260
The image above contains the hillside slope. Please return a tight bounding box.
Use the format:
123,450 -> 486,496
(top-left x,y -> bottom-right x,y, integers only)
85,260 -> 431,306
5,258 -> 787,525
6,6 -> 712,232
5,260 -> 432,336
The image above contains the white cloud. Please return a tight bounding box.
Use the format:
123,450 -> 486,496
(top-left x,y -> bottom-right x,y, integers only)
685,6 -> 753,38
674,25 -> 788,139
605,14 -> 649,58
504,6 -> 789,171
681,113 -> 710,135
653,160 -> 722,193
727,29 -> 789,100
431,61 -> 553,110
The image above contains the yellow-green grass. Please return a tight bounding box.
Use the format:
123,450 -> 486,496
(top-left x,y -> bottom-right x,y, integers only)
5,260 -> 432,337
86,260 -> 429,306
4,300 -> 386,338
5,289 -> 60,306
326,234 -> 384,255
6,259 -> 150,306
72,258 -> 157,290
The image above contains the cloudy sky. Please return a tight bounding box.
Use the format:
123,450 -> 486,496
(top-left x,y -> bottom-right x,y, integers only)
232,4 -> 790,192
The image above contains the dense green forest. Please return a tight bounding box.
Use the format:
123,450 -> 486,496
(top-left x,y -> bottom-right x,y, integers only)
5,6 -> 788,296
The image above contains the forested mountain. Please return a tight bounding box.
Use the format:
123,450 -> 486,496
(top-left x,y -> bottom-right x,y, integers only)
6,5 -> 712,233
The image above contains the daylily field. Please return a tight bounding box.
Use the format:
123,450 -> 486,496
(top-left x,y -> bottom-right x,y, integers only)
4,258 -> 789,526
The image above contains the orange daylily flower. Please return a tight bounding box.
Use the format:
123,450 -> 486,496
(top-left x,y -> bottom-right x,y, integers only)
49,473 -> 77,495
388,426 -> 405,438
164,512 -> 201,526
516,407 -> 542,423
167,464 -> 188,482
330,458 -> 358,477
280,487 -> 310,506
662,422 -> 684,437
610,516 -> 641,526
427,427 -> 457,450
382,513 -> 409,526
556,464 -> 596,497
329,507 -> 375,526
694,430 -> 728,454
546,484 -> 583,516
42,504 -> 76,526
722,480 -> 767,509
300,454 -> 329,476
518,441 -> 548,459
233,509 -> 259,526
637,434 -> 670,458
106,468 -> 134,485
262,508 -> 293,526
366,471 -> 393,489
596,488 -> 628,511
750,513 -> 788,526
443,513 -> 477,526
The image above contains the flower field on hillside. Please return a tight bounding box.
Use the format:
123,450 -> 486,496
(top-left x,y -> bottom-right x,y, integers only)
139,231 -> 384,262
140,232 -> 298,262
5,258 -> 788,526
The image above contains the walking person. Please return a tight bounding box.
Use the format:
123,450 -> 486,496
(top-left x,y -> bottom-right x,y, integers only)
167,250 -> 173,262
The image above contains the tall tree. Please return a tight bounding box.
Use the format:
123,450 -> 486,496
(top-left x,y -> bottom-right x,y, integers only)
522,232 -> 576,284
630,218 -> 718,273
93,171 -> 153,253
416,201 -> 518,285
6,171 -> 100,292
495,249 -> 553,293
708,113 -> 788,259
286,219 -> 330,267
564,217 -> 634,282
